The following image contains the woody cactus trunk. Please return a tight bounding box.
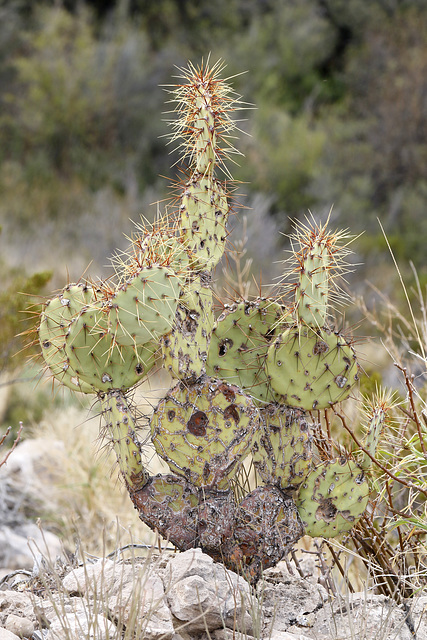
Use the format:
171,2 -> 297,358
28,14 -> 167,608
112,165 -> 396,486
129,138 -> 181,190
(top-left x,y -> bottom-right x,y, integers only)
38,61 -> 383,584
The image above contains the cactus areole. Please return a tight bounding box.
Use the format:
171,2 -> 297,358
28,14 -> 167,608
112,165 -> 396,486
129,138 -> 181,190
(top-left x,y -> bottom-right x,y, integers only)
38,60 -> 380,585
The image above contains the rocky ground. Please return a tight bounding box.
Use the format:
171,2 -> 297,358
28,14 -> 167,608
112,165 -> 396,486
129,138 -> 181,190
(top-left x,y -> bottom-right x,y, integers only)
1,437 -> 426,640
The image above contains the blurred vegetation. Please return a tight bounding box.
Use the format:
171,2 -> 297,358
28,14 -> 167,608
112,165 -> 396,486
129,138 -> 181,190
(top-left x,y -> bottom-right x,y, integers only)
1,0 -> 427,396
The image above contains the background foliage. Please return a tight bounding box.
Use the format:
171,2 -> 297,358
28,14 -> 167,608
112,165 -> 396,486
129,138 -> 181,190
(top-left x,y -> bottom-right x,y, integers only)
1,0 -> 427,420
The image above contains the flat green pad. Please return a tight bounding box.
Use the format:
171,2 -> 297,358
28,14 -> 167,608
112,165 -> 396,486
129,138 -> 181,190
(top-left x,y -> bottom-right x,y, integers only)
150,374 -> 260,489
39,283 -> 96,393
181,175 -> 229,270
101,390 -> 149,491
108,265 -> 180,347
266,325 -> 359,410
162,275 -> 214,382
65,303 -> 157,393
296,457 -> 369,538
206,298 -> 285,404
253,405 -> 313,490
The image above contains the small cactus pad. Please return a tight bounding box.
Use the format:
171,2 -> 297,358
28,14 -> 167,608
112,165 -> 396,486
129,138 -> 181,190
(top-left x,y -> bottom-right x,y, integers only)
64,303 -> 157,393
253,405 -> 313,490
162,274 -> 214,382
101,390 -> 149,491
228,486 -> 304,584
266,325 -> 359,410
113,218 -> 191,283
296,457 -> 369,538
107,265 -> 181,347
151,375 -> 260,489
128,473 -> 199,550
39,283 -> 96,393
180,176 -> 229,270
206,298 -> 285,404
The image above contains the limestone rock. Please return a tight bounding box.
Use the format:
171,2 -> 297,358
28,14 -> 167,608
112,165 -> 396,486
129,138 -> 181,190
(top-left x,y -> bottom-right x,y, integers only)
106,564 -> 174,640
0,592 -> 34,628
0,629 -> 20,640
5,614 -> 34,638
297,591 -> 425,640
46,606 -> 116,640
62,558 -> 122,596
0,523 -> 63,571
261,564 -> 329,637
165,548 -> 258,635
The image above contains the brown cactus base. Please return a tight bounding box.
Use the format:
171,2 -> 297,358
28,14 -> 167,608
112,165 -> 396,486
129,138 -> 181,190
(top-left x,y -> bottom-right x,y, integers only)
128,474 -> 304,584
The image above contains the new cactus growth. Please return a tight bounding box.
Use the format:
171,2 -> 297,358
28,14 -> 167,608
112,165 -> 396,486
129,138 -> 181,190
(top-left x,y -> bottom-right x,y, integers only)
266,220 -> 359,410
37,60 -> 383,584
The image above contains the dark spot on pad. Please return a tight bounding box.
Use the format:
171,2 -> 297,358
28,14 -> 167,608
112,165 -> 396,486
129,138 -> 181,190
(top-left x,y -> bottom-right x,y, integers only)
313,340 -> 329,355
218,338 -> 233,356
218,383 -> 236,402
168,410 -> 176,421
316,498 -> 337,523
187,410 -> 208,436
224,404 -> 239,424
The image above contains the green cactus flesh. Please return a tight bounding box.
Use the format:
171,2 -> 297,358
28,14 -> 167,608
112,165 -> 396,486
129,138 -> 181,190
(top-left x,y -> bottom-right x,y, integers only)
297,239 -> 330,328
101,390 -> 149,491
253,405 -> 313,490
150,374 -> 260,489
39,283 -> 96,393
180,176 -> 229,270
107,265 -> 181,347
64,303 -> 157,393
206,298 -> 285,404
296,457 -> 369,538
266,325 -> 359,410
162,274 -> 214,382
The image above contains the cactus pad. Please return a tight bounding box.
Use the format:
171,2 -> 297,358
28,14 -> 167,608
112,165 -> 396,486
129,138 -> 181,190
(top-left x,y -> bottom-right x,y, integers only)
266,325 -> 359,410
128,473 -> 199,550
151,375 -> 260,489
253,405 -> 313,490
181,176 -> 229,270
206,298 -> 285,404
101,390 -> 149,491
107,265 -> 181,347
39,283 -> 96,393
64,303 -> 157,393
296,457 -> 369,537
162,274 -> 214,382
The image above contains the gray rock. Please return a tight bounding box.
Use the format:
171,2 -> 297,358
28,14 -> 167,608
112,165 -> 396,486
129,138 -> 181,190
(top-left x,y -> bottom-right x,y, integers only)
61,559 -> 122,596
106,564 -> 174,640
0,592 -> 34,628
0,629 -> 20,640
46,607 -> 116,640
5,614 -> 34,638
298,591 -> 425,640
165,548 -> 259,636
261,564 -> 329,637
0,524 -> 63,571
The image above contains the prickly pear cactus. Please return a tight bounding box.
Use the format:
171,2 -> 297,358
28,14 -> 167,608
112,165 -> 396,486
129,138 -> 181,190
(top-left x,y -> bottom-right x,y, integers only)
296,457 -> 369,537
265,221 -> 360,411
37,60 -> 383,585
151,375 -> 259,489
206,298 -> 286,404
252,405 -> 313,490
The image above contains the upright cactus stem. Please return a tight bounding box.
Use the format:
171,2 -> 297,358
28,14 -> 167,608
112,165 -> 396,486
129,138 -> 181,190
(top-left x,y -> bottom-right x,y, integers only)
194,91 -> 216,174
101,390 -> 149,492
